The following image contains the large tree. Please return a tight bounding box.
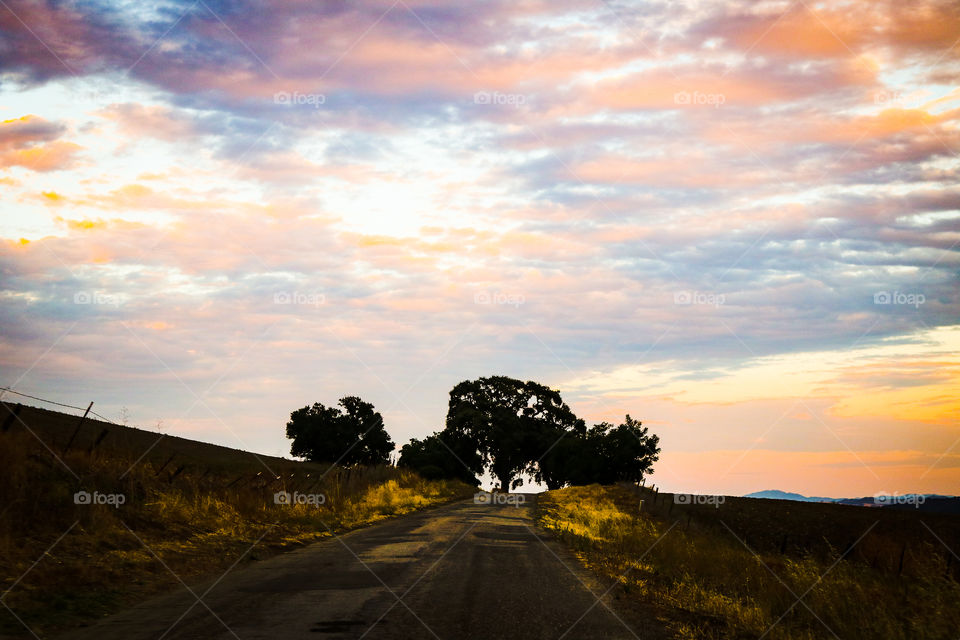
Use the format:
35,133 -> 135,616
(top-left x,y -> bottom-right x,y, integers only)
286,396 -> 394,465
398,376 -> 660,489
445,376 -> 581,492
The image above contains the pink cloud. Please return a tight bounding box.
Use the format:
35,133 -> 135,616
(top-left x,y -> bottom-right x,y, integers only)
97,104 -> 197,141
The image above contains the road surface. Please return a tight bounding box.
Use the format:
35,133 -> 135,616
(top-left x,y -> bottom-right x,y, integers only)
65,495 -> 667,639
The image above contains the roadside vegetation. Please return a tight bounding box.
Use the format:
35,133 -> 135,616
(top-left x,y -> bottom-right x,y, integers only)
537,484 -> 960,640
0,405 -> 474,637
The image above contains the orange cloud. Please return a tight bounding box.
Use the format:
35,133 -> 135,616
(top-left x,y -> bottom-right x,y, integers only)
714,1 -> 960,59
63,218 -> 108,231
580,58 -> 875,112
829,358 -> 960,424
0,115 -> 80,171
0,140 -> 81,171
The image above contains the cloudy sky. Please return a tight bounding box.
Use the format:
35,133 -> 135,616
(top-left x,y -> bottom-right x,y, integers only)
1,0 -> 958,496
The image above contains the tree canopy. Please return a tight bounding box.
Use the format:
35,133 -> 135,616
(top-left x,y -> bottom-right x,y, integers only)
289,379 -> 660,489
286,396 -> 394,465
397,431 -> 482,485
398,375 -> 660,491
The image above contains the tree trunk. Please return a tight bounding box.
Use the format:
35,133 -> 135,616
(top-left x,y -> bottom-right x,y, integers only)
497,471 -> 511,493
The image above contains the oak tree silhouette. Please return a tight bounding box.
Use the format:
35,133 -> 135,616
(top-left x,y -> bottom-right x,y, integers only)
286,396 -> 394,465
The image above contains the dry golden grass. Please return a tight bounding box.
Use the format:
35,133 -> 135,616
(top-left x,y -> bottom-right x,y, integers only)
0,426 -> 474,637
537,484 -> 960,640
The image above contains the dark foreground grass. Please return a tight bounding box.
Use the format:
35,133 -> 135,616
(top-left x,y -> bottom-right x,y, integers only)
536,484 -> 960,640
0,406 -> 475,637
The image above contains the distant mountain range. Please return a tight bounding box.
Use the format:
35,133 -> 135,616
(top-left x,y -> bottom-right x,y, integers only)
746,490 -> 837,502
745,490 -> 960,513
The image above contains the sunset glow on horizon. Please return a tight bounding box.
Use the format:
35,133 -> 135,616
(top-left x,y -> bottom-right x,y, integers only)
1,0 -> 958,497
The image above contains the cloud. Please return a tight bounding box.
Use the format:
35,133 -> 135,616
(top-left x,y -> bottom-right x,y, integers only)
0,0 -> 957,495
96,103 -> 198,141
0,115 -> 80,171
693,0 -> 960,60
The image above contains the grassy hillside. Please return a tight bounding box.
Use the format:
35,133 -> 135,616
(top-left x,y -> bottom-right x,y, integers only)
0,402 -> 475,637
537,484 -> 960,640
0,403 -> 306,475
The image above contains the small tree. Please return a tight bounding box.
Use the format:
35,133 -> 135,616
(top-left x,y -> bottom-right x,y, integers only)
286,396 -> 394,465
590,415 -> 660,484
397,431 -> 481,484
534,416 -> 660,488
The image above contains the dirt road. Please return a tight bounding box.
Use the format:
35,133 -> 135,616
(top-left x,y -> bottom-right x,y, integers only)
65,495 -> 663,639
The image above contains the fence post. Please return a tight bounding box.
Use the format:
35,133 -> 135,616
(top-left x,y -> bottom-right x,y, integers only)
1,403 -> 23,432
154,454 -> 175,476
168,465 -> 186,482
62,401 -> 93,455
87,428 -> 110,454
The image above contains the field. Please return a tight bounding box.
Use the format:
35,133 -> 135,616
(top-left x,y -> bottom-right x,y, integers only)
537,484 -> 960,640
0,402 -> 475,637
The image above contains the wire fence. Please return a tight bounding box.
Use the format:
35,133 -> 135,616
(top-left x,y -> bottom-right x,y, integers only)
1,386 -> 126,427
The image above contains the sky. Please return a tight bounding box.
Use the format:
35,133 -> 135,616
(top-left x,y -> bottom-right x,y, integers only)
1,0 -> 958,497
